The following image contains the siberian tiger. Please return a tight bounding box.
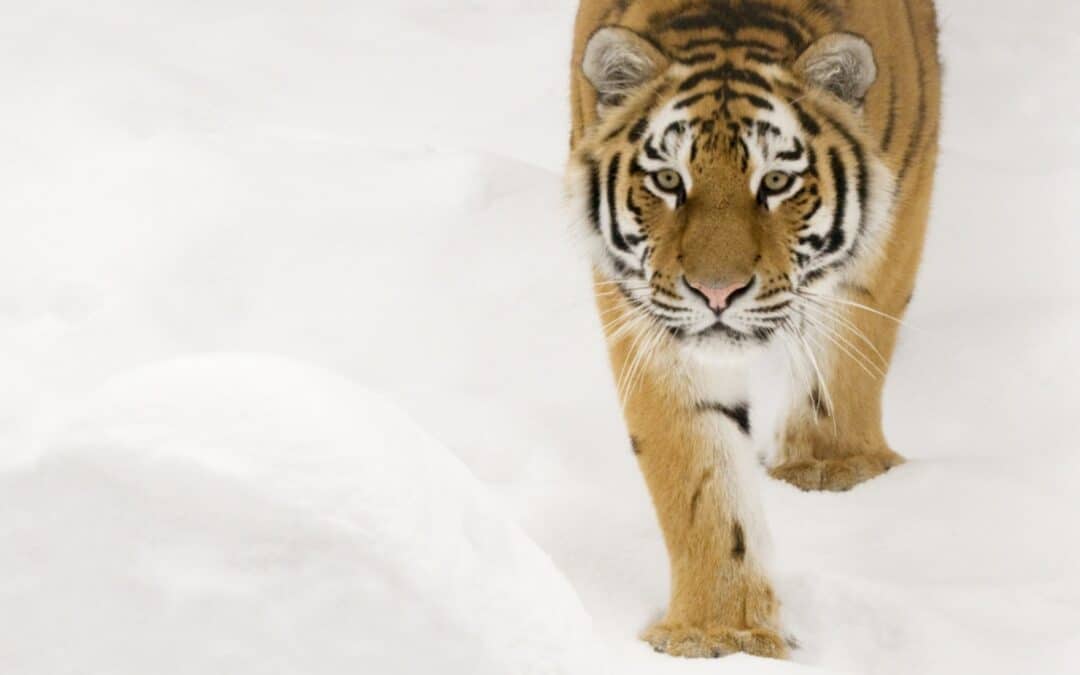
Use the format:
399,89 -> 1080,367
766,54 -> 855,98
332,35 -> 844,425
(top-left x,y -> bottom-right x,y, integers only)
567,0 -> 941,659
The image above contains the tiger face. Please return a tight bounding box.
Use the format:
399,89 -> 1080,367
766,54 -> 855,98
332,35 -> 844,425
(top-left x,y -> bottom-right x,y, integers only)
569,27 -> 894,351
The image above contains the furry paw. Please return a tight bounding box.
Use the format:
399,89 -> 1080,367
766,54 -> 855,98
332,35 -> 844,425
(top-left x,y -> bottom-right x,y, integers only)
642,622 -> 788,659
769,449 -> 904,492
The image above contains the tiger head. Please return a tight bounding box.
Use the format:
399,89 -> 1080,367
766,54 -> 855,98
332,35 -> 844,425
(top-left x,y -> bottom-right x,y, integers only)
568,27 -> 894,352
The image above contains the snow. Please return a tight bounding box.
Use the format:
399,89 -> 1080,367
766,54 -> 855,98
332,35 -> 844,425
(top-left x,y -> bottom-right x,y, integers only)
1,355 -> 595,674
1,1 -> 1078,674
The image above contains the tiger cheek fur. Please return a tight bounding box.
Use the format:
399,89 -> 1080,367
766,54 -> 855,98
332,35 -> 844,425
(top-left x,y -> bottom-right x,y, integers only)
568,0 -> 940,660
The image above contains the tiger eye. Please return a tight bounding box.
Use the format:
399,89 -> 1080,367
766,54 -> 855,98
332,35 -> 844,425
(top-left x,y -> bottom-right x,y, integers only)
762,170 -> 793,193
655,169 -> 683,192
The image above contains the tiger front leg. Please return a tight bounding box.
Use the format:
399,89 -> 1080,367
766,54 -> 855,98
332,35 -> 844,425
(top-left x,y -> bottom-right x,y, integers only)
771,288 -> 907,492
622,371 -> 787,659
771,143 -> 935,492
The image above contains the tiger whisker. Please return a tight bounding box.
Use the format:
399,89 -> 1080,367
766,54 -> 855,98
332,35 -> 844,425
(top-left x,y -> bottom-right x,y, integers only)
618,324 -> 650,403
800,291 -> 917,332
617,315 -> 663,403
797,296 -> 889,368
599,297 -> 653,335
607,299 -> 659,342
593,279 -> 652,290
797,308 -> 885,380
785,317 -> 838,437
605,309 -> 652,341
629,320 -> 670,402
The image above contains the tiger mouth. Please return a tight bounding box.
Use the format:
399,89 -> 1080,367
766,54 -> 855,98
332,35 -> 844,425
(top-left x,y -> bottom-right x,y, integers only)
666,316 -> 780,344
614,279 -> 784,345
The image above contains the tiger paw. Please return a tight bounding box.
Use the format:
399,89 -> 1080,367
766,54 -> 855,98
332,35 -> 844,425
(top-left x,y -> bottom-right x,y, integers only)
769,449 -> 904,492
642,621 -> 788,659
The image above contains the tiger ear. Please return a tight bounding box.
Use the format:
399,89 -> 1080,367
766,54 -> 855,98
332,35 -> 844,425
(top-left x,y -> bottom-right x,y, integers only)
794,32 -> 877,106
582,27 -> 669,113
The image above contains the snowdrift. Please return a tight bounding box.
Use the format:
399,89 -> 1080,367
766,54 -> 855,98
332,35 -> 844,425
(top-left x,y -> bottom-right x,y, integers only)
1,355 -> 596,675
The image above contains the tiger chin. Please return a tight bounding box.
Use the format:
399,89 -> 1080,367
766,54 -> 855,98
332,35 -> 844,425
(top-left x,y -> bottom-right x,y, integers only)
566,0 -> 940,661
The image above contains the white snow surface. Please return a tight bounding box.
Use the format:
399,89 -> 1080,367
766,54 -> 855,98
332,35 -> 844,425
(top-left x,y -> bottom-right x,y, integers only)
2,355 -> 596,674
1,1 -> 1078,673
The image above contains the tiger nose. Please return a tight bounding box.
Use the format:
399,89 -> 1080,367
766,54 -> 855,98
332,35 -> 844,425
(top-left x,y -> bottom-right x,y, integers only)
685,276 -> 754,313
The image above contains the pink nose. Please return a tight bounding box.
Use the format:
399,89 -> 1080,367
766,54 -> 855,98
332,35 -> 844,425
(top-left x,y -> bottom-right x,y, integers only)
686,277 -> 753,312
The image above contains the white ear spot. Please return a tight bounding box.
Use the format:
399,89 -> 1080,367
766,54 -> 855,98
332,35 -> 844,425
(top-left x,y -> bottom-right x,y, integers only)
582,27 -> 669,111
794,33 -> 877,105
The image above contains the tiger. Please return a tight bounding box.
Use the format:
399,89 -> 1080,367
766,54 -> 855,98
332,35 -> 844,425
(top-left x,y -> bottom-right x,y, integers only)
566,0 -> 941,660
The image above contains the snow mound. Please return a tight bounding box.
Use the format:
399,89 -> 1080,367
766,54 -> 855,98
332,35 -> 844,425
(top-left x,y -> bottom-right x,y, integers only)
0,354 -> 597,675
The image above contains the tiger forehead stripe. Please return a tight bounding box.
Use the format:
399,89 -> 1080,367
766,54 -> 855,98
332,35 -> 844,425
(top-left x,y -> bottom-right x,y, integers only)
675,89 -> 774,111
661,6 -> 812,51
677,63 -> 775,93
672,38 -> 787,55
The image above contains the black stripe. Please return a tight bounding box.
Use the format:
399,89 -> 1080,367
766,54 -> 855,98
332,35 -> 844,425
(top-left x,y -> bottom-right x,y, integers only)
756,2 -> 816,38
800,233 -> 825,251
626,188 -> 643,219
606,153 -> 631,253
791,101 -> 821,136
643,137 -> 663,160
673,38 -> 786,54
677,63 -> 773,93
587,160 -> 601,233
612,259 -> 643,280
673,92 -> 707,110
775,81 -> 806,100
661,121 -> 687,153
689,469 -> 713,526
679,52 -> 718,66
757,285 -> 791,301
898,0 -> 928,188
698,401 -> 751,435
653,285 -> 681,300
639,245 -> 653,268
809,387 -> 831,418
805,144 -> 819,177
881,70 -> 898,151
737,137 -> 750,172
818,109 -> 869,242
628,117 -> 649,143
603,124 -> 627,142
824,148 -> 848,255
745,50 -> 778,65
665,7 -> 809,51
808,0 -> 843,21
652,299 -> 689,314
600,93 -> 625,108
678,89 -> 714,109
731,522 -> 746,560
747,300 -> 792,313
802,197 -> 823,223
777,137 -> 805,162
740,91 -> 775,110
678,88 -> 773,111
